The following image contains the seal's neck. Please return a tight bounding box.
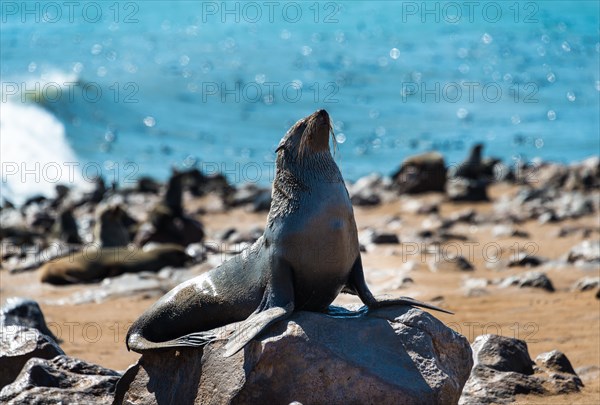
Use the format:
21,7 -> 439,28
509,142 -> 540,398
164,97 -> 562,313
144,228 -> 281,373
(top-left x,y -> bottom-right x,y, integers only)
267,150 -> 343,226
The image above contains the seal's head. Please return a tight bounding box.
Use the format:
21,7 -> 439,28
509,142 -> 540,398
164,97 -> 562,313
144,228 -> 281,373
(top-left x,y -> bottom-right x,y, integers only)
471,143 -> 483,159
268,109 -> 342,225
276,109 -> 334,160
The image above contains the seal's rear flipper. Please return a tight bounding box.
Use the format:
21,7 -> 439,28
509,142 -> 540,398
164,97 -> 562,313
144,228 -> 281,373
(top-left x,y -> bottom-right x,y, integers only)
222,303 -> 293,357
126,330 -> 219,353
345,255 -> 454,314
370,297 -> 454,315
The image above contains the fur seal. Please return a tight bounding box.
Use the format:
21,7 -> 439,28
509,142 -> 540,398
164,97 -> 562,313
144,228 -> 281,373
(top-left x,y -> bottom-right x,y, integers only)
55,207 -> 82,244
39,243 -> 190,285
453,144 -> 483,179
93,205 -> 132,247
135,169 -> 204,247
126,109 -> 451,357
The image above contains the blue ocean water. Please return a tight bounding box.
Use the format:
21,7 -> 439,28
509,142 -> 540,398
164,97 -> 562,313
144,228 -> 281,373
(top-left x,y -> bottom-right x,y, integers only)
1,1 -> 599,202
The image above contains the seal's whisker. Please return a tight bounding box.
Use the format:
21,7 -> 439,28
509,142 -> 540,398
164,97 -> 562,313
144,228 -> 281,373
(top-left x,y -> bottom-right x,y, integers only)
329,122 -> 338,158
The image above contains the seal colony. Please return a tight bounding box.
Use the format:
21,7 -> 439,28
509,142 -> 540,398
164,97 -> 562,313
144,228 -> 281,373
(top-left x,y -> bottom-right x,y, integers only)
126,109 -> 451,357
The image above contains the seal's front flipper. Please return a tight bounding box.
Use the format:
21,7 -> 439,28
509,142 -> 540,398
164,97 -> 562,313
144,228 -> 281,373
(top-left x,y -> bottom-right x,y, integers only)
222,303 -> 293,357
345,255 -> 453,315
222,256 -> 295,357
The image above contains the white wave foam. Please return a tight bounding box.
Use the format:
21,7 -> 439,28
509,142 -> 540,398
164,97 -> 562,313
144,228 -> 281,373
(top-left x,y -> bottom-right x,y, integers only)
1,101 -> 91,205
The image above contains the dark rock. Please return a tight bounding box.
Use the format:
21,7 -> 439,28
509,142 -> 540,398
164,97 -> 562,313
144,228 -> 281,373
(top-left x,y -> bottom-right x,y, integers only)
371,233 -> 400,245
1,298 -> 59,342
500,271 -> 555,292
2,198 -> 15,210
538,211 -> 559,224
507,252 -> 545,268
230,183 -> 263,206
0,326 -> 64,388
226,227 -> 264,245
251,189 -> 272,212
228,184 -> 271,212
489,160 -> 514,182
348,174 -> 383,206
557,226 -> 597,238
496,157 -> 599,223
215,227 -> 237,241
417,229 -> 434,239
136,176 -> 161,194
21,195 -> 47,209
511,229 -> 530,238
184,243 -> 208,264
429,255 -> 474,272
30,211 -> 54,231
572,277 -> 600,292
492,225 -> 530,238
447,178 -> 489,202
115,306 -> 473,405
391,152 -> 447,194
567,240 -> 600,264
438,232 -> 469,242
449,208 -> 477,224
360,229 -> 400,245
535,157 -> 600,191
0,355 -> 120,404
402,199 -> 439,215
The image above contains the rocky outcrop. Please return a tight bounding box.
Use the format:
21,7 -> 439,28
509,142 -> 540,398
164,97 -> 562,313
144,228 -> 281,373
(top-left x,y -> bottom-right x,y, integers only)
347,174 -> 389,206
499,271 -> 555,292
429,255 -> 475,272
0,297 -> 122,403
572,276 -> 600,292
114,306 -> 473,404
1,298 -> 59,342
0,355 -> 121,404
459,335 -> 582,404
359,229 -> 400,245
0,326 -> 64,389
566,240 -> 600,264
391,152 -> 447,194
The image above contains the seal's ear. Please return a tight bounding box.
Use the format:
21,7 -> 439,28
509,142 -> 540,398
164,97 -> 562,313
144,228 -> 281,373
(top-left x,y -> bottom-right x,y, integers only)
275,136 -> 287,153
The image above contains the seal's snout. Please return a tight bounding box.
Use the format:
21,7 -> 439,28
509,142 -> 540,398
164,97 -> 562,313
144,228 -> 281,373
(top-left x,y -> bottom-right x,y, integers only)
316,109 -> 329,120
314,109 -> 330,128
308,109 -> 332,150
